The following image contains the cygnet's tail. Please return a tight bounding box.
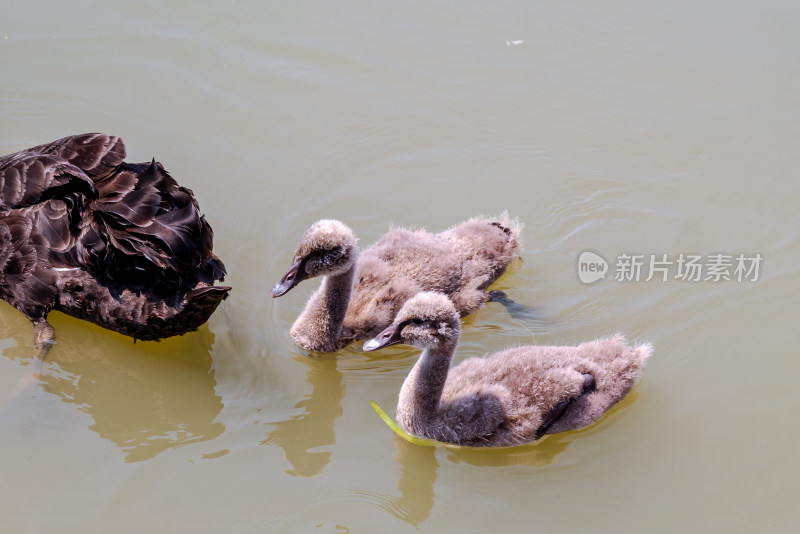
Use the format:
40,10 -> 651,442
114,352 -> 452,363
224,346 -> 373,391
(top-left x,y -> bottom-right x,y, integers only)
442,211 -> 524,275
633,341 -> 654,367
606,334 -> 653,390
484,210 -> 524,263
494,210 -> 524,250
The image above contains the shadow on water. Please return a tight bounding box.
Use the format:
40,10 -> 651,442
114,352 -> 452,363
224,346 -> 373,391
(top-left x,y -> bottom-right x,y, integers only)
442,433 -> 572,467
262,354 -> 345,477
0,308 -> 225,462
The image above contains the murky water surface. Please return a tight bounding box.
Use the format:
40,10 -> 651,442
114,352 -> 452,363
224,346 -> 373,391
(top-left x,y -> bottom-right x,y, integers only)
2,1 -> 799,532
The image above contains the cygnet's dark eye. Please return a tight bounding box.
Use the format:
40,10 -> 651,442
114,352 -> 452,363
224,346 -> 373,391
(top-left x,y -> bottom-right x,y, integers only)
412,318 -> 423,325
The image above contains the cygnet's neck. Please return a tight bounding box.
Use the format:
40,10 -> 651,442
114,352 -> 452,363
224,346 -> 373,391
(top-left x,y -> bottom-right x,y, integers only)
396,338 -> 458,427
291,255 -> 357,352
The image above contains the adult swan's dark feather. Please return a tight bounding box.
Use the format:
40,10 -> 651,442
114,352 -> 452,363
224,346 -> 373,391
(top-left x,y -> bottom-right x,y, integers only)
0,133 -> 230,364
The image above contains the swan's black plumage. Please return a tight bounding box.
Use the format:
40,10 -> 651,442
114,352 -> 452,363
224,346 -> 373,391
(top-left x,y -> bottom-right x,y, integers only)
0,133 -> 229,352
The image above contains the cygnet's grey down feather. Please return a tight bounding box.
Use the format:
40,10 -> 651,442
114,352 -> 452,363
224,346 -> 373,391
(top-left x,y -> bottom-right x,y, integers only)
272,215 -> 522,352
364,292 -> 652,447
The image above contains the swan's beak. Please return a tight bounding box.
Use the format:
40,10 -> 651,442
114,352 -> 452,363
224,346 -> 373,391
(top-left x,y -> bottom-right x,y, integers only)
271,258 -> 307,297
363,323 -> 404,352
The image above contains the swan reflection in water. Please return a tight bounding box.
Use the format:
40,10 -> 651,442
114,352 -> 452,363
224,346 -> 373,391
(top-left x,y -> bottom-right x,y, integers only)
380,424 -> 570,528
262,354 -> 344,477
1,308 -> 225,462
378,391 -> 640,529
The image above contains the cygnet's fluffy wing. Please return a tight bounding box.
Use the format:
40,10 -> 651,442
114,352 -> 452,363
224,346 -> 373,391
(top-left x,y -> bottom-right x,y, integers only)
443,350 -> 591,445
343,216 -> 521,341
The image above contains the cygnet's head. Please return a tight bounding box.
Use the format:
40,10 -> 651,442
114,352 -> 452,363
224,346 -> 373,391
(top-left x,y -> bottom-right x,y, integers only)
271,219 -> 358,297
363,292 -> 461,352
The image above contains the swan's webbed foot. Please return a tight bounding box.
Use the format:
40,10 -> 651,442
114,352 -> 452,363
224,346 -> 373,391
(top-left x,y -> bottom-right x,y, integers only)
12,320 -> 54,395
32,319 -> 55,374
487,291 -> 540,321
487,290 -> 512,304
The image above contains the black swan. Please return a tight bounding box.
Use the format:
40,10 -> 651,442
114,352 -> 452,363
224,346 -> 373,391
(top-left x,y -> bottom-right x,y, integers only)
0,133 -> 230,365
